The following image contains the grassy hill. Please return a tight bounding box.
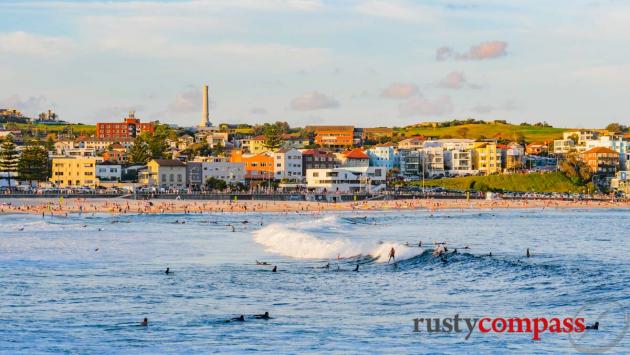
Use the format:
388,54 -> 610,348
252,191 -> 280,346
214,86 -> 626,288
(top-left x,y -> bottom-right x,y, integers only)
398,123 -> 565,143
13,123 -> 96,135
413,172 -> 584,193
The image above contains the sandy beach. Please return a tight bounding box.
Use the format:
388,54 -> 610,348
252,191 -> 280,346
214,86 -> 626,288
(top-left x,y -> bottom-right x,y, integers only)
1,197 -> 628,216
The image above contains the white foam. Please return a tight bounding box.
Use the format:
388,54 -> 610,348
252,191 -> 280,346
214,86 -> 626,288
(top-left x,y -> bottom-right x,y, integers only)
252,217 -> 422,262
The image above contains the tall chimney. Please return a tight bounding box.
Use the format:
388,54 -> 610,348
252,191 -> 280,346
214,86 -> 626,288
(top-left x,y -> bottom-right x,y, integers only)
200,84 -> 209,128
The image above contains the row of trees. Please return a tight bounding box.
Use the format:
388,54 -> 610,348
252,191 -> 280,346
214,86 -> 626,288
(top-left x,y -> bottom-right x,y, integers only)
128,125 -> 176,164
0,136 -> 50,187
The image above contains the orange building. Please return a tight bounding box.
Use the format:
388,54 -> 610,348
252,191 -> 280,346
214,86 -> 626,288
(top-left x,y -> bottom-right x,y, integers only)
579,147 -> 619,174
231,150 -> 274,180
305,125 -> 354,149
96,112 -> 155,139
525,142 -> 548,155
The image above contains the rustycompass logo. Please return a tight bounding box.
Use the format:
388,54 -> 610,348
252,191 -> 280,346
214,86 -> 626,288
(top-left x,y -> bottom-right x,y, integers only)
569,300 -> 629,353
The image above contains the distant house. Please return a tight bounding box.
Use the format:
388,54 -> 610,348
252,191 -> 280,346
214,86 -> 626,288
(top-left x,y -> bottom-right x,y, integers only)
305,125 -> 355,149
306,166 -> 386,193
337,148 -> 369,168
525,142 -> 548,155
301,149 -> 338,175
366,144 -> 398,171
580,147 -> 619,175
274,148 -> 303,180
230,150 -> 274,180
472,142 -> 502,175
96,162 -> 122,181
140,159 -> 187,188
397,136 -> 425,150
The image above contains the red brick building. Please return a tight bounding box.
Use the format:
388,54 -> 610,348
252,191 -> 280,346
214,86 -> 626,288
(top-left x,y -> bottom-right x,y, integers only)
96,112 -> 155,139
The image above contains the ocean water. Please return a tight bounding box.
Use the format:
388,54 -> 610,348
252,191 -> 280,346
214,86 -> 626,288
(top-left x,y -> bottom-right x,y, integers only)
0,208 -> 628,353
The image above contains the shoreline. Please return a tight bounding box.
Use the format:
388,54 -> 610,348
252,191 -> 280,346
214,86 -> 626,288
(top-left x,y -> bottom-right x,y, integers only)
1,197 -> 629,216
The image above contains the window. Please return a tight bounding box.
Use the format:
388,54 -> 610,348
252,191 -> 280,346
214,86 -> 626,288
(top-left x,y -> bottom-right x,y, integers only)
313,172 -> 319,177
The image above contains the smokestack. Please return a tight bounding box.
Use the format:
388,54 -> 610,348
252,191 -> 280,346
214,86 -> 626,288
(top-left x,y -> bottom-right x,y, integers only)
200,84 -> 210,128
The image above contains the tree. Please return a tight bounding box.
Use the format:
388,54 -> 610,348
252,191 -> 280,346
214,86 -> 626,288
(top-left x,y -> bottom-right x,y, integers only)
605,123 -> 626,133
559,154 -> 591,185
0,135 -> 19,188
456,127 -> 470,138
129,136 -> 151,164
147,125 -> 172,159
263,125 -> 283,151
205,177 -> 227,191
18,145 -> 49,185
44,135 -> 55,152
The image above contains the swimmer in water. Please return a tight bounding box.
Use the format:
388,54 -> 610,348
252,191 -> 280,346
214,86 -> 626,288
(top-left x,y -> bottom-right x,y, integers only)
526,248 -> 531,258
140,318 -> 148,326
165,267 -> 171,274
388,247 -> 395,263
354,264 -> 359,272
585,322 -> 599,330
231,315 -> 245,322
272,266 -> 277,272
254,312 -> 271,320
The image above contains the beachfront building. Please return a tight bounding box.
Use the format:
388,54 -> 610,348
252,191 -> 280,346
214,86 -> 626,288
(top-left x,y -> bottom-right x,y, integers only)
96,162 -> 122,181
274,148 -> 303,180
305,166 -> 386,193
419,147 -> 445,177
526,142 -> 549,155
553,139 -> 576,155
443,149 -> 475,176
231,150 -> 274,180
140,159 -> 187,188
337,148 -> 370,168
366,144 -> 399,171
305,125 -> 355,149
301,149 -> 338,175
501,143 -> 525,171
472,142 -> 502,175
581,135 -> 630,169
186,159 -> 245,188
96,111 -> 155,139
237,135 -> 267,154
399,150 -> 421,178
50,157 -> 99,188
579,147 -> 620,175
397,136 -> 425,150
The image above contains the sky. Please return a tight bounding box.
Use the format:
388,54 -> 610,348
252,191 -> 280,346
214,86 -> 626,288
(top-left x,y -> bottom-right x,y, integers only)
0,0 -> 629,128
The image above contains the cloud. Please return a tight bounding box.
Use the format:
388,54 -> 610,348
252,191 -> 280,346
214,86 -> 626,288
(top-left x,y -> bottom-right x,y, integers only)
290,92 -> 339,111
471,100 -> 517,114
250,107 -> 268,114
380,83 -> 419,99
355,0 -> 440,22
399,95 -> 453,117
169,88 -> 201,113
436,41 -> 508,61
0,31 -> 74,56
437,71 -> 480,89
0,94 -> 49,113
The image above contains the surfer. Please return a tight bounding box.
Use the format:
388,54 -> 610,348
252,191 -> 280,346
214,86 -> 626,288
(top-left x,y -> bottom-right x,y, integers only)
433,244 -> 446,256
526,248 -> 531,258
165,267 -> 171,274
388,247 -> 396,263
140,318 -> 148,326
232,315 -> 245,322
354,264 -> 359,272
585,322 -> 599,330
418,241 -> 422,247
272,266 -> 277,272
254,312 -> 271,320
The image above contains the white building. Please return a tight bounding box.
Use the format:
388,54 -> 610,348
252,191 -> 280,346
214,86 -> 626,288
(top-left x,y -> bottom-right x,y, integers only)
306,166 -> 386,193
274,148 -> 303,180
419,147 -> 445,177
198,161 -> 245,184
553,139 -> 576,154
366,144 -> 399,171
443,149 -> 475,176
397,136 -> 424,150
96,162 -> 122,181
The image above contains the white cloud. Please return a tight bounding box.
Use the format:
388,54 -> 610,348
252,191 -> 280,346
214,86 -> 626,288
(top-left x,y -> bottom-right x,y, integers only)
251,107 -> 268,114
169,88 -> 201,113
437,71 -> 480,89
0,31 -> 74,56
355,1 -> 440,23
436,41 -> 508,61
0,94 -> 49,113
290,92 -> 339,111
380,83 -> 419,99
399,95 -> 453,117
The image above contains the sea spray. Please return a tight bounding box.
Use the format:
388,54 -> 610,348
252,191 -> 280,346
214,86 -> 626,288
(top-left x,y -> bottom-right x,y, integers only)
252,217 -> 422,262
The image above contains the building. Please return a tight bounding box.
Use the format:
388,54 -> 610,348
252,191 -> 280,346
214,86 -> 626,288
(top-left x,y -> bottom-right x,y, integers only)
399,150 -> 421,177
472,142 -> 502,175
366,144 -> 399,171
553,139 -> 576,155
581,135 -> 630,169
231,150 -> 274,180
140,159 -> 187,188
397,136 -> 425,150
238,135 -> 267,154
337,148 -> 370,168
281,135 -> 311,149
102,143 -> 128,164
96,111 -> 155,139
306,166 -> 386,193
305,125 -> 354,149
50,157 -> 99,188
274,148 -> 303,180
525,142 -> 549,155
187,159 -> 245,188
301,149 -> 338,175
443,149 -> 475,176
563,130 -> 600,144
579,147 -> 619,175
419,147 -> 445,177
96,162 -> 122,181
501,142 -> 524,171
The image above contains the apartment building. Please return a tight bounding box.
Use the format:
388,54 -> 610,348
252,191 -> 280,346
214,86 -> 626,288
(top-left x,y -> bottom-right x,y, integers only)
50,157 -> 99,188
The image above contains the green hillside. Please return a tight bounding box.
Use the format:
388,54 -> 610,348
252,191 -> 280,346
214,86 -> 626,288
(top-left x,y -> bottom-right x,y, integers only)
13,123 -> 96,135
413,172 -> 584,193
398,123 -> 565,143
